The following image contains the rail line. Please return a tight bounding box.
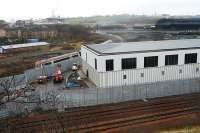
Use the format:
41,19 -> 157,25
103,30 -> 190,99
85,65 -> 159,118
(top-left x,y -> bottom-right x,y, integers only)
8,95 -> 198,126
11,99 -> 197,131
1,93 -> 200,133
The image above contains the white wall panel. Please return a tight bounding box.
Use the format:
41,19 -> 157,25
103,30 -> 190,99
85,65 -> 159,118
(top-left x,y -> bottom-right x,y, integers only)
82,60 -> 100,87
99,63 -> 200,88
81,45 -> 200,72
81,45 -> 200,88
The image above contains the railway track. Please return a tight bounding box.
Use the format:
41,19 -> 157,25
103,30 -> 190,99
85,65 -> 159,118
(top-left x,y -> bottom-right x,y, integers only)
1,93 -> 200,133
73,107 -> 198,133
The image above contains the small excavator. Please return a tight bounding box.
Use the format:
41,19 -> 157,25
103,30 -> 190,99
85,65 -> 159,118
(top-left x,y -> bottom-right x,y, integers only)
65,63 -> 81,88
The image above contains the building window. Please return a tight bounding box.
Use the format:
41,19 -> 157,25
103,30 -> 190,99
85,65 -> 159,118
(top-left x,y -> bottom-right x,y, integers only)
95,58 -> 97,70
144,56 -> 158,68
165,54 -> 178,66
185,53 -> 197,64
141,73 -> 144,77
122,58 -> 136,70
106,59 -> 114,71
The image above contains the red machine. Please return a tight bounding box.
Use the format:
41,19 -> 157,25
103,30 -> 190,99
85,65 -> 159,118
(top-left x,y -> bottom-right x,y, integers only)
53,64 -> 64,83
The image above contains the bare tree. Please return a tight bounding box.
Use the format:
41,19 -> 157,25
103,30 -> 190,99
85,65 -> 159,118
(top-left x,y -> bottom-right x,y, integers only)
0,75 -> 15,104
0,75 -> 39,116
41,89 -> 61,110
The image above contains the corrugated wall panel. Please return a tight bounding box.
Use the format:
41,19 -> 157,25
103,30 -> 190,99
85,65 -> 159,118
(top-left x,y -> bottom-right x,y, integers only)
99,63 -> 200,88
82,60 -> 100,87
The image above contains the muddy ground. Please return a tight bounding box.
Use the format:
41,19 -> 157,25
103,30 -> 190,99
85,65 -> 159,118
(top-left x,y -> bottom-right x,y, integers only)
0,33 -> 107,77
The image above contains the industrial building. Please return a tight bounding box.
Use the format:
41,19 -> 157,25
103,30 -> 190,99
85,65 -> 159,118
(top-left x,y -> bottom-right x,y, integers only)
0,42 -> 49,53
34,17 -> 65,25
81,39 -> 200,88
156,18 -> 200,30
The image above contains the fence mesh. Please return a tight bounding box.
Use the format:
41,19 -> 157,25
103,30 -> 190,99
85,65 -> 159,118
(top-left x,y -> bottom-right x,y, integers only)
1,57 -> 200,115
54,78 -> 200,109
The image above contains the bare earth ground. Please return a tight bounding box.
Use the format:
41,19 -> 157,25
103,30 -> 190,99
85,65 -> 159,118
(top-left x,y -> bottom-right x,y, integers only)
0,33 -> 108,77
161,126 -> 200,133
0,48 -> 73,77
124,113 -> 200,133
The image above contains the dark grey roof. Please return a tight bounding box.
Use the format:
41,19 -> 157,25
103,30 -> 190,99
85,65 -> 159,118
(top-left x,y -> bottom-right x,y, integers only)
86,39 -> 200,55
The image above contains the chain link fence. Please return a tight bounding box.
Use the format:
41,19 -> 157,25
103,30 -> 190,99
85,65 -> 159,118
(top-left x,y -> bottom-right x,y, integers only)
0,74 -> 26,93
0,57 -> 81,92
1,56 -> 200,116
54,78 -> 200,110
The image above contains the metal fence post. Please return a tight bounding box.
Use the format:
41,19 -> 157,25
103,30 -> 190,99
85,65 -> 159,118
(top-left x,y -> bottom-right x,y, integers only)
122,85 -> 124,102
145,84 -> 148,99
109,87 -> 112,103
83,89 -> 86,106
96,88 -> 99,104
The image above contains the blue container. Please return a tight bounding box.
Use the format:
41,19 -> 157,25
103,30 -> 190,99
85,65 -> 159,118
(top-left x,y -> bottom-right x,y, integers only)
47,75 -> 53,81
65,80 -> 80,88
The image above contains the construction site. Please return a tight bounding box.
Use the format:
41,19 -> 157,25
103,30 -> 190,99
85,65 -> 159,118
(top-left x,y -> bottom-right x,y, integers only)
1,37 -> 200,132
1,16 -> 200,132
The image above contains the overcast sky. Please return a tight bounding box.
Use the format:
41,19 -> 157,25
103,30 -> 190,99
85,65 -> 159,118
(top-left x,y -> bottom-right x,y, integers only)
1,0 -> 200,21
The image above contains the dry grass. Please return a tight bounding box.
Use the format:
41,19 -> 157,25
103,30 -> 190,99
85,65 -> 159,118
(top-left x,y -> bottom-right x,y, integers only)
161,126 -> 200,133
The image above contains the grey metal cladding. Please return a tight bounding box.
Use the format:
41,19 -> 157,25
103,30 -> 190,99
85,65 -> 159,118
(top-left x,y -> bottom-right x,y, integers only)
86,39 -> 200,55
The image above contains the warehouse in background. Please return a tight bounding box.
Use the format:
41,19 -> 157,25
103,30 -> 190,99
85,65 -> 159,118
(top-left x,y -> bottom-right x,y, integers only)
155,18 -> 200,30
0,42 -> 49,54
81,39 -> 200,88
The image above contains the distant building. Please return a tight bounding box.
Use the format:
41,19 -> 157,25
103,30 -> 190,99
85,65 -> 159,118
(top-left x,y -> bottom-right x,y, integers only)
0,42 -> 49,53
15,20 -> 26,28
34,17 -> 65,25
98,24 -> 128,31
24,19 -> 34,26
6,28 -> 58,40
0,20 -> 8,37
81,39 -> 200,87
156,18 -> 200,30
0,29 -> 7,37
0,20 -> 9,28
